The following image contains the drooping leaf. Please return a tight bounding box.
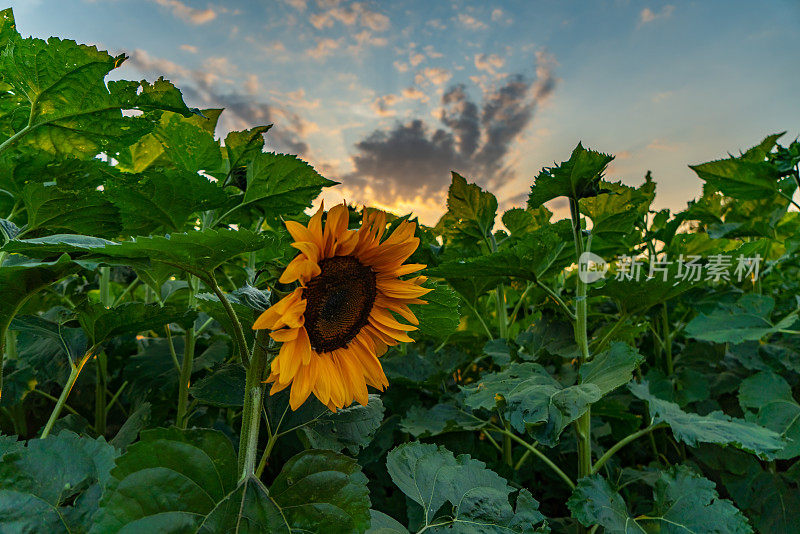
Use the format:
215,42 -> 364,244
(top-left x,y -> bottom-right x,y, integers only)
91,427 -> 237,533
629,380 -> 785,459
20,181 -> 121,237
197,475 -> 289,534
580,180 -> 654,237
738,372 -> 800,460
77,301 -> 197,345
528,142 -> 614,208
685,294 -> 798,344
151,111 -> 223,174
579,342 -> 643,396
400,403 -> 484,438
300,395 -> 385,454
189,364 -> 245,407
386,442 -> 549,533
409,281 -> 460,341
366,510 -> 409,534
690,157 -> 785,201
269,449 -> 372,534
0,431 -> 119,533
568,466 -> 752,533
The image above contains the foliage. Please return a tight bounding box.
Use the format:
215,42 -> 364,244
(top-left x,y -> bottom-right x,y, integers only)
1,9 -> 799,533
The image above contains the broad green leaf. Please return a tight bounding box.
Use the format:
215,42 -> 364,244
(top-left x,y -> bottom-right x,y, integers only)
4,228 -> 267,274
1,37 -> 192,157
483,338 -> 513,366
690,157 -> 784,201
528,142 -> 614,208
0,8 -> 17,48
516,312 -> 580,361
739,372 -> 800,460
568,466 -> 752,533
501,206 -> 552,237
195,288 -> 260,346
629,380 -> 785,459
741,132 -> 784,162
223,125 -> 271,172
190,364 -> 245,407
152,111 -> 223,174
380,345 -> 467,388
235,151 -> 335,218
105,169 -> 228,234
300,395 -> 385,454
685,294 -> 798,344
0,254 -> 79,331
269,449 -> 371,533
579,342 -> 643,396
92,427 -> 237,533
409,281 -> 460,341
109,402 -> 151,451
386,442 -> 549,533
437,172 -> 498,240
400,403 -> 484,438
462,362 -> 600,446
197,475 -> 289,534
77,302 -> 197,345
10,313 -> 86,382
20,182 -> 121,237
366,510 -> 409,533
0,431 -> 118,533
427,220 -> 572,282
580,180 -> 654,237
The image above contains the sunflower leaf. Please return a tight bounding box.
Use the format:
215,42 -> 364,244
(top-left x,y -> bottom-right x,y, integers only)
410,281 -> 460,341
300,395 -> 385,454
197,475 -> 290,534
738,372 -> 800,460
386,442 -> 549,533
528,142 -> 614,208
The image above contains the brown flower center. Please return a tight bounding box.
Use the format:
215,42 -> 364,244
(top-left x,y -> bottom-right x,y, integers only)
303,255 -> 376,353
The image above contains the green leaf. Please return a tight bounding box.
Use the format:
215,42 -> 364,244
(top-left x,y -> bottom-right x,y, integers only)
151,111 -> 223,173
10,313 -> 86,382
528,142 -> 614,208
462,362 -> 600,446
410,281 -> 460,341
629,380 -> 785,459
386,442 -> 549,533
20,182 -> 121,237
77,302 -> 197,345
109,402 -> 151,451
739,372 -> 800,460
690,157 -> 783,200
0,8 -> 17,48
197,475 -> 289,534
92,427 -> 237,533
580,180 -> 654,237
236,152 -> 336,218
400,403 -> 484,438
0,254 -> 79,330
0,431 -> 118,533
579,342 -> 643,396
685,294 -> 798,344
516,312 -> 580,361
741,132 -> 784,162
269,449 -> 371,534
427,220 -> 572,282
366,510 -> 409,533
4,228 -> 267,275
437,172 -> 498,240
501,206 -> 552,237
223,125 -> 271,171
105,168 -> 228,234
1,37 -> 192,157
569,466 -> 753,533
300,395 -> 385,454
189,364 -> 245,407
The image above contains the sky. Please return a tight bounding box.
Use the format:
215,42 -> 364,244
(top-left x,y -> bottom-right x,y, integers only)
6,0 -> 800,224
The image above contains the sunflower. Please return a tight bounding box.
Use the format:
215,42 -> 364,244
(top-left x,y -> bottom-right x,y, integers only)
253,202 -> 430,411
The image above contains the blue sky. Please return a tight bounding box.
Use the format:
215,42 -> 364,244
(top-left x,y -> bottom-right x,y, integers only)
7,0 -> 800,223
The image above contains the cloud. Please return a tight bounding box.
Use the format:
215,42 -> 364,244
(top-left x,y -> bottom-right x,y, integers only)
244,74 -> 260,95
401,87 -> 429,102
639,5 -> 674,25
457,13 -> 487,30
415,67 -> 452,86
151,0 -> 216,25
343,54 -> 558,205
309,2 -> 390,31
127,49 -> 311,156
393,60 -> 409,73
284,0 -> 307,10
474,53 -> 505,74
371,94 -> 401,117
307,38 -> 341,59
491,8 -> 504,22
179,44 -> 198,53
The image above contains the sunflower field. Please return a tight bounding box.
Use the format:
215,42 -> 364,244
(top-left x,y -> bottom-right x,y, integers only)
1,7 -> 800,534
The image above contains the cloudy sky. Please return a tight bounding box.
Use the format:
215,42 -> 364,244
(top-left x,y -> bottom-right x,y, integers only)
7,0 -> 800,223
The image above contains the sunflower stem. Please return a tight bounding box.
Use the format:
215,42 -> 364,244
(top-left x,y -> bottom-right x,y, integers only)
569,197 -> 592,533
238,329 -> 270,481
176,275 -> 197,429
95,267 -> 111,436
207,273 -> 251,366
41,349 -> 94,439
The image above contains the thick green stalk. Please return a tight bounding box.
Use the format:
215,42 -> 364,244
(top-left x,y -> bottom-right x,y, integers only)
493,425 -> 575,489
238,329 -> 270,480
95,267 -> 111,435
41,351 -> 93,439
591,424 -> 668,474
176,275 -> 197,428
569,198 -> 593,491
207,275 -> 251,366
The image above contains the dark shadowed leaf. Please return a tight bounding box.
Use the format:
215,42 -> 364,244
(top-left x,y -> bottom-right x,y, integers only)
739,372 -> 800,460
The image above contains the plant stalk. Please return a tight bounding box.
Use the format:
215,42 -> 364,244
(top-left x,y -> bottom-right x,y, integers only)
176,275 -> 197,428
591,424 -> 668,474
238,329 -> 270,480
569,197 -> 593,495
41,350 -> 93,439
95,267 -> 111,436
207,274 -> 251,366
